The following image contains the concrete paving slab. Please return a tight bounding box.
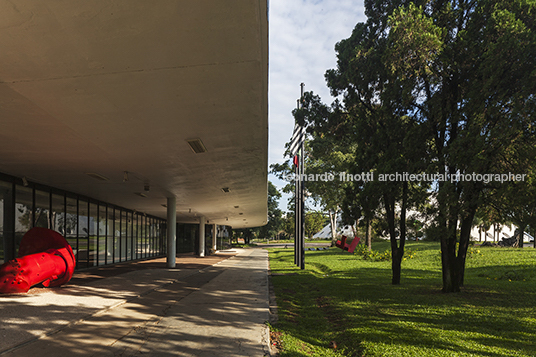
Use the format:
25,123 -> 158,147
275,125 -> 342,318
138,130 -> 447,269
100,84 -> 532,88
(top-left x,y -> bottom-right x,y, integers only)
0,248 -> 271,356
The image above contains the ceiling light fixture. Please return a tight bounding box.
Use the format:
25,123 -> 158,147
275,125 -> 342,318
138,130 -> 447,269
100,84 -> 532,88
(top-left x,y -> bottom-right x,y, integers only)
135,192 -> 147,198
186,138 -> 207,154
221,187 -> 230,193
86,172 -> 109,181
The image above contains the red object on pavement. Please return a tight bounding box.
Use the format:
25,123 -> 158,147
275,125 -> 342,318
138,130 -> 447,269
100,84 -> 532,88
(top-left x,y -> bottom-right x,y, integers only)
0,228 -> 76,294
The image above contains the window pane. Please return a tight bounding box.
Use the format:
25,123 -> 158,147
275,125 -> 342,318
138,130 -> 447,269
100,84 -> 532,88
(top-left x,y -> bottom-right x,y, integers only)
52,193 -> 65,236
89,202 -> 98,267
15,186 -> 33,253
125,211 -> 133,261
159,220 -> 165,255
65,197 -> 78,262
114,208 -> 121,263
148,218 -> 154,257
133,214 -> 139,260
0,181 -> 8,264
107,207 -> 114,264
34,189 -> 50,228
78,199 -> 89,268
120,210 -> 127,261
155,220 -> 161,255
140,215 -> 147,258
98,204 -> 107,266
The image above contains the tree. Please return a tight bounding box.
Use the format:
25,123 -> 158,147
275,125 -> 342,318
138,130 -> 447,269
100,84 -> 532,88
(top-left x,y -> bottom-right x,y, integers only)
280,213 -> 295,240
492,161 -> 536,248
257,181 -> 283,239
380,0 -> 535,291
416,0 -> 534,291
232,227 -> 258,245
271,136 -> 348,245
299,1 -> 431,284
305,137 -> 347,246
304,211 -> 326,239
299,0 -> 536,291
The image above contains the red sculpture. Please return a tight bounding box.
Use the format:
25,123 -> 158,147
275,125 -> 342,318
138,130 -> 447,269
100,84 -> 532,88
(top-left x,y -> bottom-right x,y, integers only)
0,228 -> 76,294
335,235 -> 361,253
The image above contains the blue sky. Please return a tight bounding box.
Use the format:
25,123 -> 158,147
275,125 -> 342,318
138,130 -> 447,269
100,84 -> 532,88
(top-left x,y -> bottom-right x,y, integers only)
268,0 -> 366,211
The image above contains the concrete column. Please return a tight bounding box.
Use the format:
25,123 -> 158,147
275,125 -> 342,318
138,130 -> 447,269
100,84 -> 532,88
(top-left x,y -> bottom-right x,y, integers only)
213,223 -> 218,252
199,216 -> 205,257
166,196 -> 176,268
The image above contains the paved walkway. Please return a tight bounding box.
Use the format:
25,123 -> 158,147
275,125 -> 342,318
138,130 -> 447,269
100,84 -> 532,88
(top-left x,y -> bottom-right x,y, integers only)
0,249 -> 272,356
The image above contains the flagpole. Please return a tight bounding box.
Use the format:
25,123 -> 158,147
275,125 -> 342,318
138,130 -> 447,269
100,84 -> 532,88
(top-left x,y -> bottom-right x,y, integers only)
299,83 -> 305,270
292,99 -> 300,266
289,84 -> 306,269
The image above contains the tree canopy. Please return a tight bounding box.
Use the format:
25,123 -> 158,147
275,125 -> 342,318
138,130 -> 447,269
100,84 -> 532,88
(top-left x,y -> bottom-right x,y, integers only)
294,0 -> 536,292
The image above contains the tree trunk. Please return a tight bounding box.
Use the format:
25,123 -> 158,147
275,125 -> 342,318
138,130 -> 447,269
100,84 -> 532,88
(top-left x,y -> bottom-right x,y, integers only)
518,225 -> 526,249
386,181 -> 407,286
329,210 -> 338,247
456,208 -> 476,287
441,187 -> 478,292
441,228 -> 459,293
441,207 -> 460,293
384,194 -> 399,285
366,217 -> 372,251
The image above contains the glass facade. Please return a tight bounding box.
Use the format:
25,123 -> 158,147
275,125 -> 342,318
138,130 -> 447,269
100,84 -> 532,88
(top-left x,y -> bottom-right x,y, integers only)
177,223 -> 197,253
0,173 -> 165,269
15,185 -> 33,254
97,204 -> 107,266
0,181 -> 9,264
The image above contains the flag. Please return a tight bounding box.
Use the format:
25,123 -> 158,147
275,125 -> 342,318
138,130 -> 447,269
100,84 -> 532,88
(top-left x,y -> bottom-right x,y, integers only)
293,155 -> 299,167
289,123 -> 304,157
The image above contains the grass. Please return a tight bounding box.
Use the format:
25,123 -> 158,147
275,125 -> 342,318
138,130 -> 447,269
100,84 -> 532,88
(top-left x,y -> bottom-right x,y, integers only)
268,241 -> 536,356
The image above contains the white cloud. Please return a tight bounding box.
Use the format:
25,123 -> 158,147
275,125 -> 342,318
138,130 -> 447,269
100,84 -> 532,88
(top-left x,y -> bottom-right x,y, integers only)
268,0 -> 366,210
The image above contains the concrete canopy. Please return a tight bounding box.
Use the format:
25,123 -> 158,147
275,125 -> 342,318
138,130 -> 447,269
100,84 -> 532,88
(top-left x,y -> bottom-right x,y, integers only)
0,1 -> 268,228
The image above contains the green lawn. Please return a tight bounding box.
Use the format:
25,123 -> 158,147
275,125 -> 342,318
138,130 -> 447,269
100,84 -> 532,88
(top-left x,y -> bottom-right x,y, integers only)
268,241 -> 536,356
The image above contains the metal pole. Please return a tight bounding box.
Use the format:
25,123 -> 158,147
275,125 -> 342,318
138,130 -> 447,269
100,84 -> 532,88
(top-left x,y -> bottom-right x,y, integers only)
299,83 -> 305,269
297,149 -> 302,268
294,161 -> 298,265
294,98 -> 300,266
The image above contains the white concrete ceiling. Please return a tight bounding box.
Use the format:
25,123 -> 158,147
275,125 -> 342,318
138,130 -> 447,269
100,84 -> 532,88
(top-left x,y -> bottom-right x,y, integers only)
0,0 -> 268,228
